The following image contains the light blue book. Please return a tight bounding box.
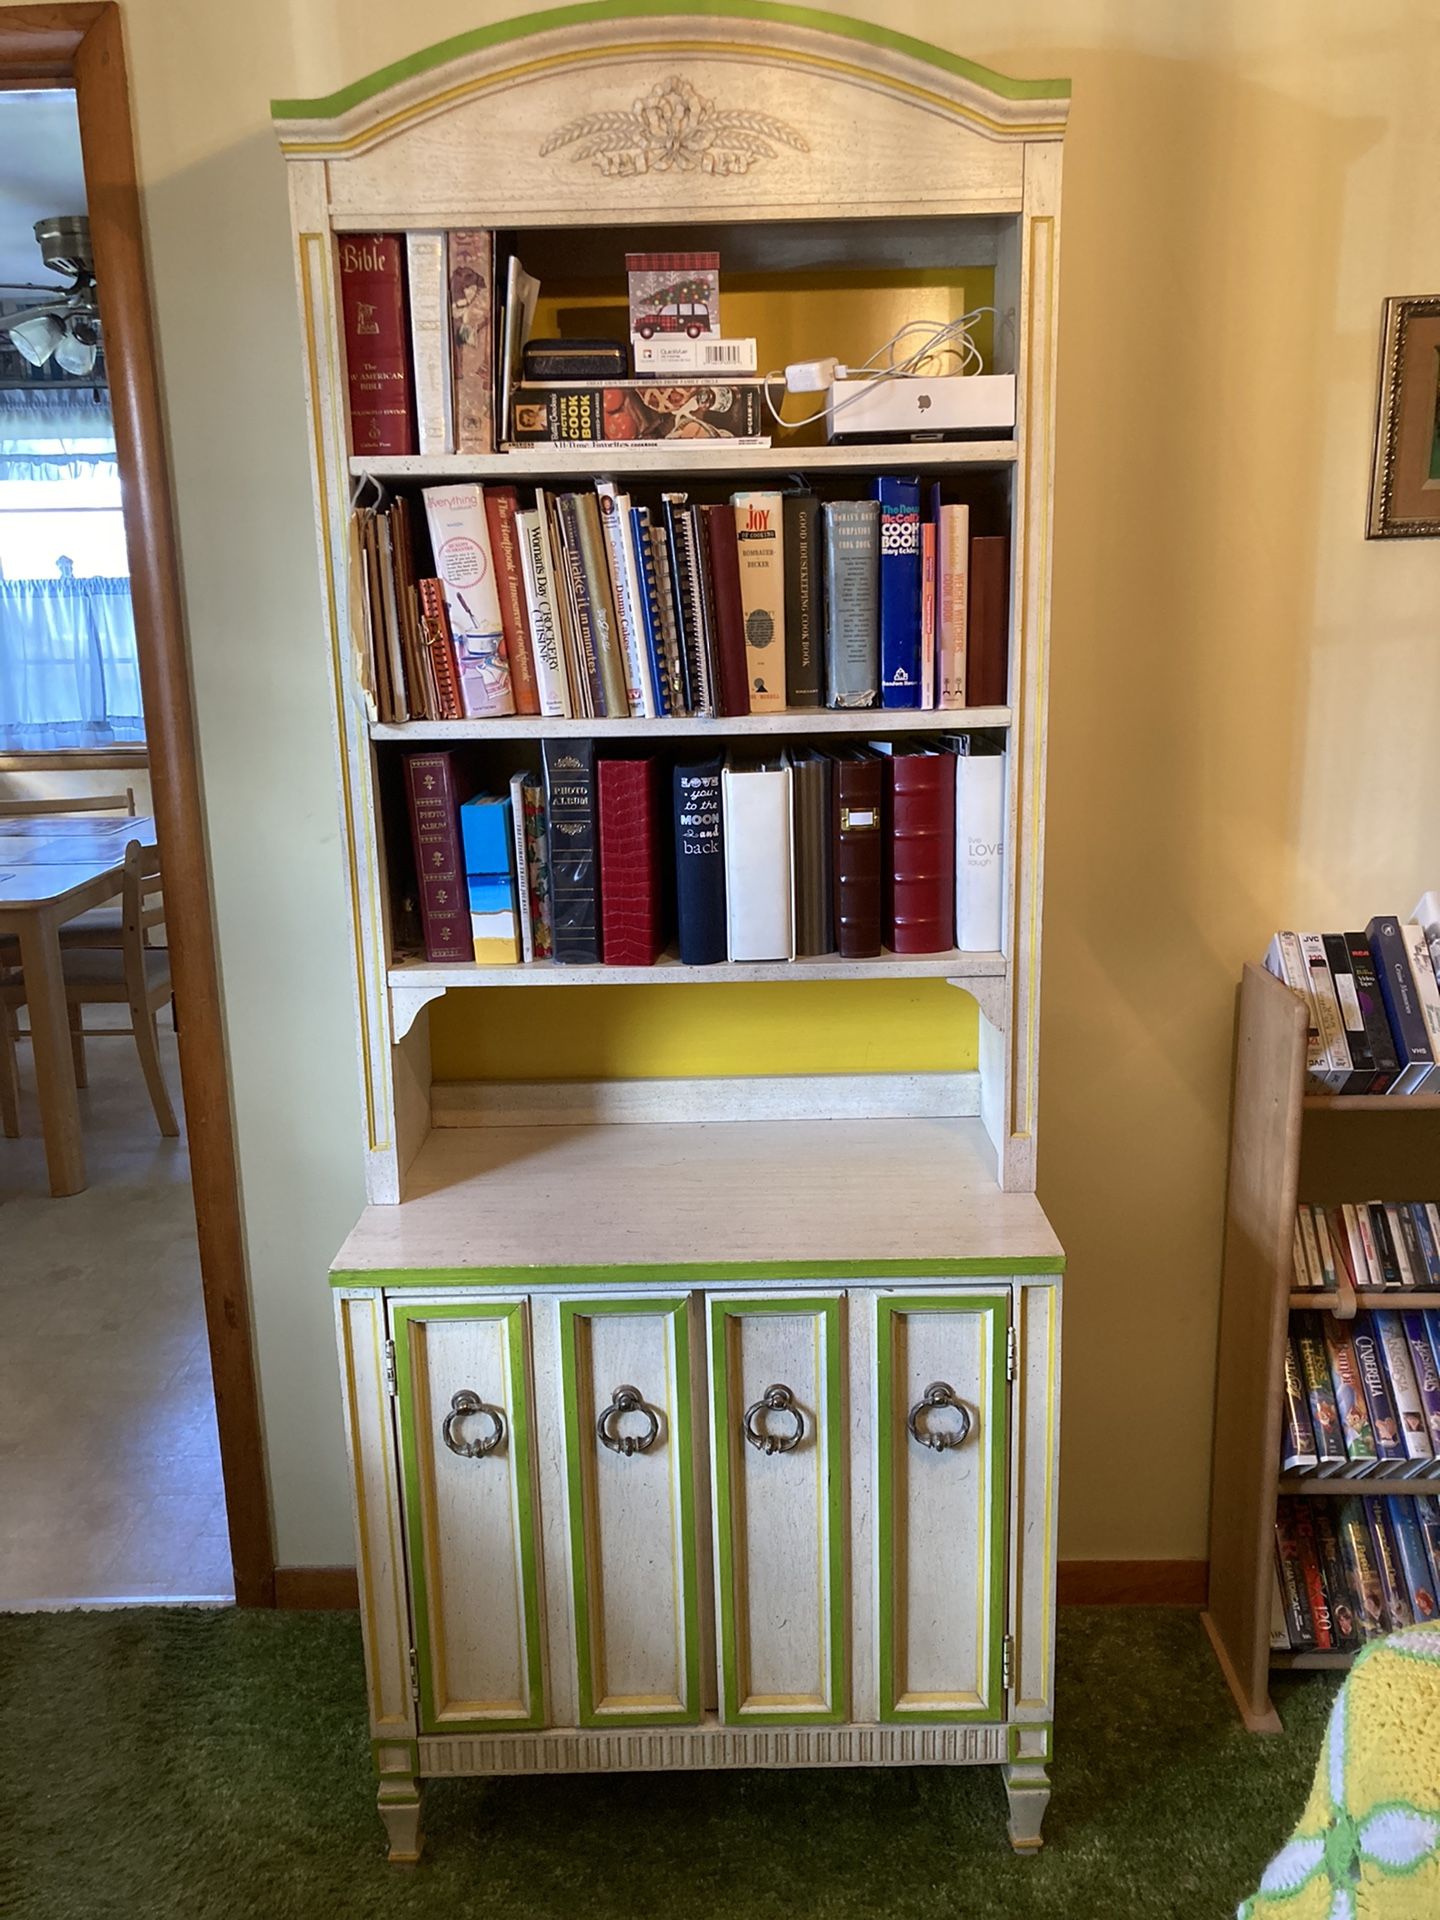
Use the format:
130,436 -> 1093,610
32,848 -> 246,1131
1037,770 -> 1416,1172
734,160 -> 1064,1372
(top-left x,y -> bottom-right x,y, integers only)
459,794 -> 519,963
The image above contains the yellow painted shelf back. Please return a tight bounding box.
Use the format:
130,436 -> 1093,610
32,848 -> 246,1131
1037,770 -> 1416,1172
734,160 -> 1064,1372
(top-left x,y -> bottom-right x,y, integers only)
430,979 -> 979,1082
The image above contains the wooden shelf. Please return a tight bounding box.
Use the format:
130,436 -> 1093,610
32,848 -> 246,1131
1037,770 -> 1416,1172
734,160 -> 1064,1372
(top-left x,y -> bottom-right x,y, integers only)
1289,1290 -> 1440,1311
1270,1650 -> 1356,1671
1278,1476 -> 1438,1495
331,1115 -> 1063,1278
349,441 -> 1018,482
371,707 -> 1011,743
1303,1092 -> 1440,1111
1209,966 -> 1440,1732
388,949 -> 1006,991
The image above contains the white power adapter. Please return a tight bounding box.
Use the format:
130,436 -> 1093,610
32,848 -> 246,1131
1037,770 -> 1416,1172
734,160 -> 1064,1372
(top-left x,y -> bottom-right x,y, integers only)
783,356 -> 841,393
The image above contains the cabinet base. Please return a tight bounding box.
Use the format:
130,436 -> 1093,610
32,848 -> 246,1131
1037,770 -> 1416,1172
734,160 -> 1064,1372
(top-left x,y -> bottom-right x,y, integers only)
419,1719 -> 1011,1775
378,1724 -> 1053,1860
382,1726 -> 1053,1859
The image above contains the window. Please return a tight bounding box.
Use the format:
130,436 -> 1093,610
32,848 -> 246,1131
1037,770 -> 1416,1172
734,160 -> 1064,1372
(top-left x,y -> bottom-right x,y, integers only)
0,387 -> 143,750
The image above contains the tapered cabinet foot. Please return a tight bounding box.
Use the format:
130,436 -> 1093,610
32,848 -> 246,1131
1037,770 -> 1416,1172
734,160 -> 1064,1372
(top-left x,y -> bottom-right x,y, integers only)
1003,1760 -> 1051,1852
377,1773 -> 425,1865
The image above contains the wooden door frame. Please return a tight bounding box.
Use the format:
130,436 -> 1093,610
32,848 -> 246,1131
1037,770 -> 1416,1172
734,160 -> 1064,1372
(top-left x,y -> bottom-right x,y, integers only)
0,3 -> 275,1606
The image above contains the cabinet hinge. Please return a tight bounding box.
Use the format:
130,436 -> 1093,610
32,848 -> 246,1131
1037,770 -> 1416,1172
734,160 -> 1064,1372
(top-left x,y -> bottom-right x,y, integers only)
1002,1634 -> 1014,1693
383,1340 -> 397,1397
408,1646 -> 420,1704
1006,1327 -> 1017,1383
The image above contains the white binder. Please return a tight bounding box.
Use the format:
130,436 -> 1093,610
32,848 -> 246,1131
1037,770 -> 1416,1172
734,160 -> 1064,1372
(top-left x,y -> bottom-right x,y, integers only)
722,759 -> 795,962
955,747 -> 1005,953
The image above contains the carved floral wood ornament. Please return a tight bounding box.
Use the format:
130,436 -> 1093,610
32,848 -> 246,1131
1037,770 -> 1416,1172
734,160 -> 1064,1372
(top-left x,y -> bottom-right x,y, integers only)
540,76 -> 810,176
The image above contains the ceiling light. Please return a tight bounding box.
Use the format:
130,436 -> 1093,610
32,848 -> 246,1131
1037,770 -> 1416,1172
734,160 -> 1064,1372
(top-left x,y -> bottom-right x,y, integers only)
53,323 -> 98,376
7,311 -> 64,366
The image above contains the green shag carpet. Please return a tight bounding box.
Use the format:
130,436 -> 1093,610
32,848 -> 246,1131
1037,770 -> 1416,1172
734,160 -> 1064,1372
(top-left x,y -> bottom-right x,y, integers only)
0,1607 -> 1335,1920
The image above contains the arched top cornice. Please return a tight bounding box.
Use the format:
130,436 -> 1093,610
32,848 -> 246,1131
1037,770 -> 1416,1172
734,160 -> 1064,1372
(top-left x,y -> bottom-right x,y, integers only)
271,2 -> 1070,156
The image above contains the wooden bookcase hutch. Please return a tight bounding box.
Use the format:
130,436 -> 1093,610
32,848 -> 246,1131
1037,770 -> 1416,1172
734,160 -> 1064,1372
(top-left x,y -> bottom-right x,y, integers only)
1205,962 -> 1440,1731
275,2 -> 1068,1860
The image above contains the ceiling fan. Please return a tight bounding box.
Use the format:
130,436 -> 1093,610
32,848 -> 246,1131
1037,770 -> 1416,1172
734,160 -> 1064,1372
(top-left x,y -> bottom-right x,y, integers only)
0,216 -> 101,376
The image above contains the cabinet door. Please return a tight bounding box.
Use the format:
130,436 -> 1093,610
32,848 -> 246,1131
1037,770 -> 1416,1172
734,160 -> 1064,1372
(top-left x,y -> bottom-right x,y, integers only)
392,1301 -> 544,1732
559,1297 -> 701,1726
709,1295 -> 845,1724
875,1293 -> 1008,1721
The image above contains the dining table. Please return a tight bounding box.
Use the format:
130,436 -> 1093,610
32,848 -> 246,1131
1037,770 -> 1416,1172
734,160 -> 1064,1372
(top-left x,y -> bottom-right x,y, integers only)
0,811 -> 159,1196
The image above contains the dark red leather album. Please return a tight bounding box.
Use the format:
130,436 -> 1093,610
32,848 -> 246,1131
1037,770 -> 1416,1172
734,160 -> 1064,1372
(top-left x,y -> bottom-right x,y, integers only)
598,756 -> 665,965
882,746 -> 956,955
831,750 -> 883,959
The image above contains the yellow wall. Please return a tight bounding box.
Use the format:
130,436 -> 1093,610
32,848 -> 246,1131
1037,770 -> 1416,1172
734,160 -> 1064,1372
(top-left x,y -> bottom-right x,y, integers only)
432,981 -> 978,1080
113,0 -> 1440,1565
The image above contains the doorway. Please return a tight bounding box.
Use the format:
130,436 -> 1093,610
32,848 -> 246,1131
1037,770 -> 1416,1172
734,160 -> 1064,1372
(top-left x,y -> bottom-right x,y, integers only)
0,5 -> 272,1607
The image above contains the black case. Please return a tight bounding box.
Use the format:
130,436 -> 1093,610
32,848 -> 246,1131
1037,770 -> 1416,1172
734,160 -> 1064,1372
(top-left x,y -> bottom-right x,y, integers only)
521,338 -> 629,381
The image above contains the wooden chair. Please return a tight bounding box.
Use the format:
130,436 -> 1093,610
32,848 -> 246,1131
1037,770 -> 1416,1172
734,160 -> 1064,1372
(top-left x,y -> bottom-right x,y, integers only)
0,789 -> 136,817
1,839 -> 178,1138
0,974 -> 21,1138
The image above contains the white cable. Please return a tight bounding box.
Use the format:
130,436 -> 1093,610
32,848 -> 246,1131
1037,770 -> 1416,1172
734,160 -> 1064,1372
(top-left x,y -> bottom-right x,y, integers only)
764,307 -> 999,432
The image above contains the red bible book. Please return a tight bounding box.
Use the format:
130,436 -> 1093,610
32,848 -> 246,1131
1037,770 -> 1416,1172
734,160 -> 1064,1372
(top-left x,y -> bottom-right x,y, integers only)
967,534 -> 1010,708
483,486 -> 541,715
699,503 -> 751,718
403,750 -> 476,962
337,233 -> 415,457
597,757 -> 665,965
881,744 -> 956,955
831,750 -> 883,958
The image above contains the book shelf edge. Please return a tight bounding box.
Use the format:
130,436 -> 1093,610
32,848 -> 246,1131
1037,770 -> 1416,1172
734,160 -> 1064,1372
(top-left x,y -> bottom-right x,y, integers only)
1269,1650 -> 1358,1671
1289,1291 -> 1440,1312
348,443 -> 1020,479
370,708 -> 1013,741
1277,1476 -> 1439,1496
387,951 -> 1008,990
1303,1093 -> 1440,1111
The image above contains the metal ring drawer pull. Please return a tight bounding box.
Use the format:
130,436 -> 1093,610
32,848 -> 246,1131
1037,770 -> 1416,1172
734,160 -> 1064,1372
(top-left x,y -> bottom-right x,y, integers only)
597,1384 -> 661,1456
441,1390 -> 507,1459
907,1382 -> 973,1452
743,1383 -> 806,1456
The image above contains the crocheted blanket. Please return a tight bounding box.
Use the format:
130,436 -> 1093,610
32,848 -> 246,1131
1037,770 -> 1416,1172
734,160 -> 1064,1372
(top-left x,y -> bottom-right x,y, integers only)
1240,1625 -> 1440,1918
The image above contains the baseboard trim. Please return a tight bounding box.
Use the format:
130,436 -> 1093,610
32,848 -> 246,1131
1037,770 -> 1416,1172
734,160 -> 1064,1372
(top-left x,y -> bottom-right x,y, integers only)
274,1566 -> 360,1609
275,1561 -> 1208,1613
1057,1560 -> 1208,1606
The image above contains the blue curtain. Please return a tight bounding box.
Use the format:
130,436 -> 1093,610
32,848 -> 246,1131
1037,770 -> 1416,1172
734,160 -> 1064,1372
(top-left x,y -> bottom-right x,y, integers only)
0,389 -> 141,749
0,387 -> 118,483
0,576 -> 143,748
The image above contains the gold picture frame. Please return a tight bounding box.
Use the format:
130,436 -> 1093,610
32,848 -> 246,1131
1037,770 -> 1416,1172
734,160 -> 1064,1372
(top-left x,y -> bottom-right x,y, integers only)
1367,294 -> 1440,537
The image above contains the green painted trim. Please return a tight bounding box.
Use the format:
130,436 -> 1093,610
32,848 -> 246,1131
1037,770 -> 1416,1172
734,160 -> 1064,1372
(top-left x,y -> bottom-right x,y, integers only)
876,1294 -> 1009,1724
709,1295 -> 846,1727
332,1257 -> 1065,1290
559,1296 -> 701,1727
1007,1720 -> 1053,1764
271,2 -> 1070,121
393,1300 -> 546,1734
